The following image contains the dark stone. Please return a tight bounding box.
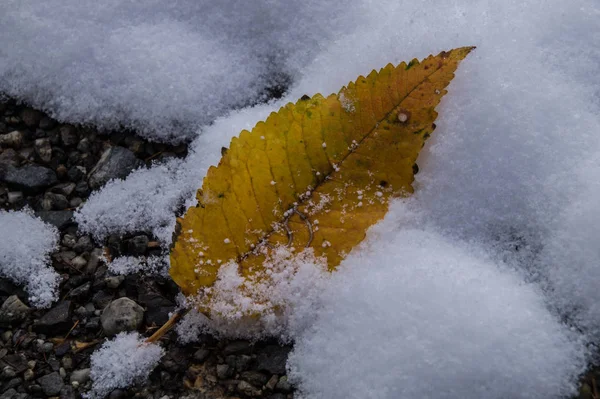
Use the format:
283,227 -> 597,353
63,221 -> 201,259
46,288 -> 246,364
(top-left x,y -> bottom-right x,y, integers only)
0,354 -> 28,374
127,235 -> 148,256
241,371 -> 270,387
73,236 -> 93,254
160,347 -> 190,374
88,147 -> 143,189
67,166 -> 86,182
59,126 -> 79,147
193,348 -> 210,362
39,116 -> 57,130
226,355 -> 252,372
34,210 -> 74,230
74,181 -> 89,197
92,290 -> 114,310
33,301 -> 73,334
0,149 -> 21,167
223,340 -> 253,356
66,282 -> 91,300
59,385 -> 76,399
20,109 -> 42,128
50,182 -> 76,197
37,371 -> 64,396
55,341 -> 71,357
0,164 -> 57,192
43,192 -> 69,210
256,346 -> 291,375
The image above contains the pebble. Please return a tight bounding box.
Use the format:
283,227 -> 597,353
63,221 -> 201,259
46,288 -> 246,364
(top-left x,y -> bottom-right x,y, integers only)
6,191 -> 22,205
37,371 -> 64,396
0,131 -> 23,148
105,275 -> 125,289
0,295 -> 31,325
238,380 -> 262,397
69,368 -> 90,385
43,192 -> 69,210
256,346 -> 291,375
0,164 -> 57,192
73,235 -> 94,253
88,146 -> 143,189
100,297 -> 144,336
34,210 -> 73,229
34,138 -> 52,163
127,235 -> 148,256
60,126 -> 79,147
33,301 -> 73,334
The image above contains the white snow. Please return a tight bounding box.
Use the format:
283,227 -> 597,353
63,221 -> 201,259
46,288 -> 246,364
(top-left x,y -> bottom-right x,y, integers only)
4,0 -> 600,397
287,205 -> 588,399
87,332 -> 164,399
0,209 -> 60,308
0,0 -> 357,143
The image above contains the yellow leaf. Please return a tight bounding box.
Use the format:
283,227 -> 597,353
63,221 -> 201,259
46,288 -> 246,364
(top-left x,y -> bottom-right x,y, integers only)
170,47 -> 474,305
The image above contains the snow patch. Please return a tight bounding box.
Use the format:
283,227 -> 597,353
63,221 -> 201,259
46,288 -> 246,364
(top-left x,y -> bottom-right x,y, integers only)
87,332 -> 164,399
0,209 -> 60,308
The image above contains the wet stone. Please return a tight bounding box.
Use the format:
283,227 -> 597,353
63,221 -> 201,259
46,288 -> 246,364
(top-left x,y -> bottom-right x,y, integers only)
0,164 -> 57,192
43,192 -> 69,210
37,371 -> 64,396
33,301 -> 73,334
34,138 -> 52,163
88,146 -> 143,189
59,126 -> 79,147
35,210 -> 74,229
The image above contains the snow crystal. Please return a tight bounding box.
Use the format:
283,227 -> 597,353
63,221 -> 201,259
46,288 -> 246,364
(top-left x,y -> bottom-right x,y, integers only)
0,0 -> 358,143
0,209 -> 59,308
287,204 -> 588,399
87,332 -> 164,399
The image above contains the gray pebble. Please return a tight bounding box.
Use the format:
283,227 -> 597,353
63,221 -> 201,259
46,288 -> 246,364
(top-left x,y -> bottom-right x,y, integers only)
34,138 -> 52,163
37,371 -> 64,396
88,146 -> 143,189
100,297 -> 144,336
69,368 -> 90,385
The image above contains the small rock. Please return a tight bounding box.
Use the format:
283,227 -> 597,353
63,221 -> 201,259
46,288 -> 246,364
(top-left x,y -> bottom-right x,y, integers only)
62,234 -> 77,248
127,235 -> 148,256
275,376 -> 292,393
39,116 -> 57,130
6,191 -> 23,205
2,366 -> 16,379
74,181 -> 89,197
223,340 -> 252,356
256,346 -> 291,375
85,249 -> 103,274
67,166 -> 86,182
67,281 -> 91,298
35,210 -> 74,229
193,348 -> 210,363
43,192 -> 69,210
60,126 -> 79,147
51,182 -> 76,196
88,147 -> 143,189
0,164 -> 57,192
238,380 -> 262,397
73,236 -> 94,254
0,388 -> 16,399
0,295 -> 30,325
71,256 -> 88,269
33,301 -> 73,334
69,368 -> 90,385
77,138 -> 91,153
241,371 -> 270,387
69,197 -> 82,208
23,369 -> 34,382
37,371 -> 64,396
34,138 -> 52,163
0,148 -> 20,167
0,131 -> 23,148
100,297 -> 144,336
226,355 -> 252,372
92,290 -> 113,310
20,109 -> 43,128
216,364 -> 231,379
41,342 -> 54,353
56,164 -> 68,179
265,374 -> 278,391
105,276 -> 125,289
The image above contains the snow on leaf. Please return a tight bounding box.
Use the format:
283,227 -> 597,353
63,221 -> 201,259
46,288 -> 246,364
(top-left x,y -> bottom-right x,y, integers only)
170,47 -> 474,314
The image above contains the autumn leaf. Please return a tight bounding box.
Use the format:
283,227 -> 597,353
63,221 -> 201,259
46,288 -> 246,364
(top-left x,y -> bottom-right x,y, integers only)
170,47 -> 474,305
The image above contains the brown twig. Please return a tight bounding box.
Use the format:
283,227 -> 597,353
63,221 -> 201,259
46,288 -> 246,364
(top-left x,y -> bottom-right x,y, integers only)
145,308 -> 190,344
